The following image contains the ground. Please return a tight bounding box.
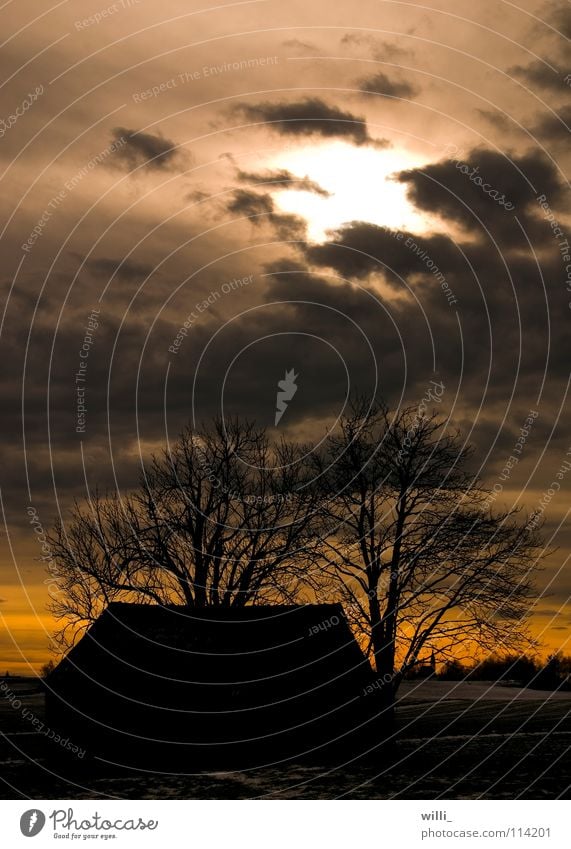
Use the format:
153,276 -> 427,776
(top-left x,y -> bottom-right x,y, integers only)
1,678 -> 569,799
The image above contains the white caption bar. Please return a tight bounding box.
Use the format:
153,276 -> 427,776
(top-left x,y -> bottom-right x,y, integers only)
1,799 -> 568,848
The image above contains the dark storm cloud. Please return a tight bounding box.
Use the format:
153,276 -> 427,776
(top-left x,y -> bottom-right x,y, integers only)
507,61 -> 569,91
305,221 -> 462,282
3,236 -> 568,571
109,127 -> 180,171
185,263 -> 407,427
301,211 -> 571,397
531,104 -> 571,142
237,98 -> 386,147
358,72 -> 419,99
236,167 -> 330,196
82,256 -> 153,281
293,177 -> 570,404
8,239 -> 568,462
397,148 -> 567,240
252,253 -> 565,426
302,216 -> 570,324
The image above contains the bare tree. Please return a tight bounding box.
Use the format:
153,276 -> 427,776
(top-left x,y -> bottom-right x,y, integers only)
313,398 -> 544,710
48,418 -> 321,647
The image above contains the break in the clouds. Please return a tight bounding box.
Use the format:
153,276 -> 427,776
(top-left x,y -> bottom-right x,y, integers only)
237,98 -> 386,146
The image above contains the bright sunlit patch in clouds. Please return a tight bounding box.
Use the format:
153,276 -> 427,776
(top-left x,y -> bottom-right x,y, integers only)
267,142 -> 437,242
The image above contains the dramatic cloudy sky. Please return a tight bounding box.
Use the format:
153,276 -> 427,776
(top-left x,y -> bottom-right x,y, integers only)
0,0 -> 569,671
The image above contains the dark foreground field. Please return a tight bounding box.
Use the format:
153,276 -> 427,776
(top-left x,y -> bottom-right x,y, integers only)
1,679 -> 569,799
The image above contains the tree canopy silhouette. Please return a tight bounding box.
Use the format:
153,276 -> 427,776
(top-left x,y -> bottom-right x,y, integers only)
48,400 -> 544,704
312,399 -> 544,709
47,417 -> 321,646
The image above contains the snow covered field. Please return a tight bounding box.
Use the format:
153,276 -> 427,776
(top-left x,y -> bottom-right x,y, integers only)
1,679 -> 569,799
398,679 -> 571,702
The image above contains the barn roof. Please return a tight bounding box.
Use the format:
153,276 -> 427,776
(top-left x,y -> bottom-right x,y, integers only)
48,602 -> 371,691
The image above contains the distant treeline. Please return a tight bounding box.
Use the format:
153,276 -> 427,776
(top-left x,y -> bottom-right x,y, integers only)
433,654 -> 571,691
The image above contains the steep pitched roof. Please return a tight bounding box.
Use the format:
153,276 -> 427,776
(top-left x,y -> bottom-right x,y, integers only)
48,603 -> 371,696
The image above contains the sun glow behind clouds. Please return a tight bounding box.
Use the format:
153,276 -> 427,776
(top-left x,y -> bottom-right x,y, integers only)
268,142 -> 437,242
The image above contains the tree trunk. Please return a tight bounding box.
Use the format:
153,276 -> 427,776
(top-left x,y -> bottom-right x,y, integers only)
369,589 -> 396,728
372,495 -> 406,722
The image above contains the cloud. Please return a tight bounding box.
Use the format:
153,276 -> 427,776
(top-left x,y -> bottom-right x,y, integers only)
185,262 -> 400,428
109,127 -> 180,171
1,0 -> 569,653
282,39 -> 319,51
397,148 -> 567,240
298,208 -> 570,381
226,189 -> 306,239
477,110 -> 515,133
340,33 -> 412,60
304,221 -> 461,283
358,71 -> 419,99
235,167 -> 330,196
547,2 -> 571,39
508,61 -> 569,91
227,189 -> 275,217
531,104 -> 571,142
296,217 -> 571,427
82,256 -> 153,281
237,97 -> 386,147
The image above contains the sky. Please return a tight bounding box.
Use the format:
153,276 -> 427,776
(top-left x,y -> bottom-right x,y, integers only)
0,0 -> 569,673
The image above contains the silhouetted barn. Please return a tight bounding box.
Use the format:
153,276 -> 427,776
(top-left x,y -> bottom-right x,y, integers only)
45,603 -> 384,768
